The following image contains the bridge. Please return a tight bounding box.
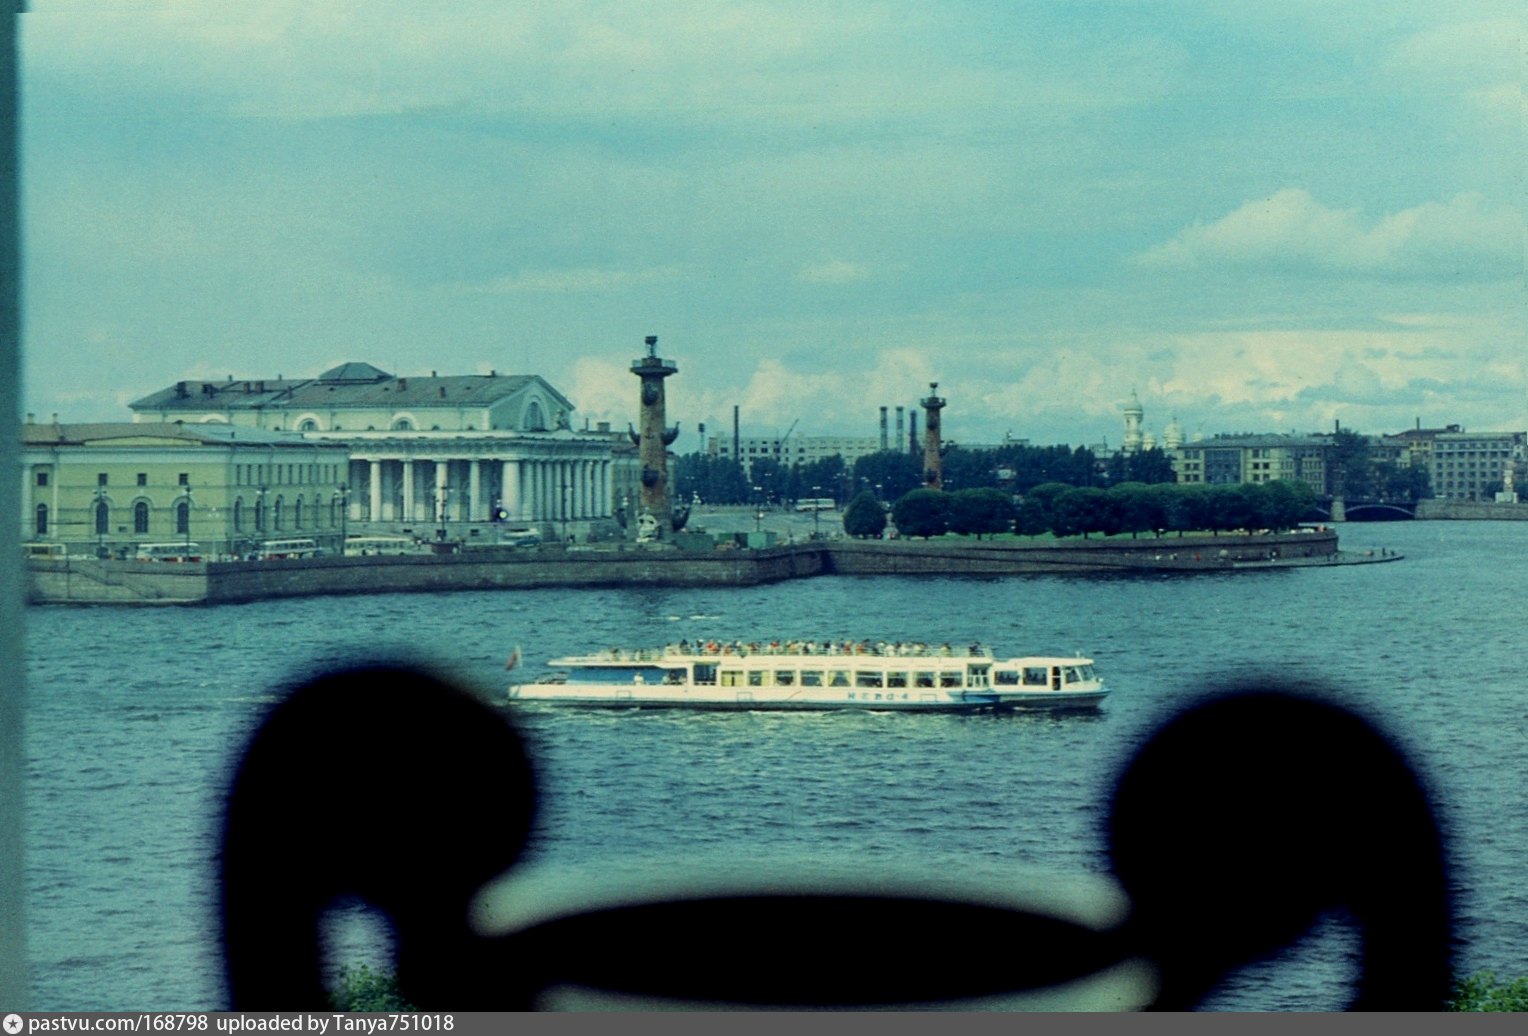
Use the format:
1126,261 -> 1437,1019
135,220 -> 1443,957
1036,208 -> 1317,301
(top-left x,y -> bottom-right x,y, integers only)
1310,497 -> 1418,522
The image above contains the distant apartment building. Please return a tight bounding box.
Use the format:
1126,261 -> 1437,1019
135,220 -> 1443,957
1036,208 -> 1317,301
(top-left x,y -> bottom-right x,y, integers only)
1427,431 -> 1526,501
709,435 -> 883,476
1170,434 -> 1332,495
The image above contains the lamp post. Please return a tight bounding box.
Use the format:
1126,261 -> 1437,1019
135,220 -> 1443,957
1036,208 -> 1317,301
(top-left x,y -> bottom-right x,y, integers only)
436,485 -> 450,542
94,484 -> 107,558
812,484 -> 821,538
560,482 -> 570,544
181,483 -> 193,553
334,483 -> 349,552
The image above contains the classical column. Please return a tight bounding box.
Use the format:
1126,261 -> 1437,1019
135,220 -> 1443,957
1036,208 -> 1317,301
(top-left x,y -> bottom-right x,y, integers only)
501,459 -> 520,520
368,461 -> 381,522
402,461 -> 416,523
469,460 -> 483,521
435,460 -> 449,524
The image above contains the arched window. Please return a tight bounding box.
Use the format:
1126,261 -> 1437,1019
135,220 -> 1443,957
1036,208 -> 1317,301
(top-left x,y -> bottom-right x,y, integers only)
298,419 -> 318,432
133,501 -> 150,534
234,498 -> 244,532
176,501 -> 190,535
524,401 -> 545,431
392,417 -> 414,431
254,499 -> 265,533
330,497 -> 338,527
95,501 -> 109,535
294,497 -> 304,529
35,504 -> 47,537
274,498 -> 284,531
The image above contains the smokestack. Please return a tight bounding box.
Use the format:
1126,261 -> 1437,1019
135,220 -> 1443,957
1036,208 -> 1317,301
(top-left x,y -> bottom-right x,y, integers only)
896,407 -> 905,450
909,410 -> 919,454
733,405 -> 740,462
879,406 -> 889,451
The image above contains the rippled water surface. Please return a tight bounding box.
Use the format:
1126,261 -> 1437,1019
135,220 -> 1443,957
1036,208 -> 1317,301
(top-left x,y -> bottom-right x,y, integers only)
23,521 -> 1528,1009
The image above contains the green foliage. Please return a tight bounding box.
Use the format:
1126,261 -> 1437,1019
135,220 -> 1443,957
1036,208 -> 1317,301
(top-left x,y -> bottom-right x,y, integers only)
1052,487 -> 1116,538
332,964 -> 415,1012
851,451 -> 923,502
673,452 -> 750,505
1447,972 -> 1528,1012
946,488 -> 1015,539
891,488 -> 951,538
842,490 -> 888,538
1104,447 -> 1177,486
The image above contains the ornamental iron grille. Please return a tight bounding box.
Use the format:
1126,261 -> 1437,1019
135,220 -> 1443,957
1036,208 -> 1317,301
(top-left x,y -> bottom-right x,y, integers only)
218,666 -> 1454,1011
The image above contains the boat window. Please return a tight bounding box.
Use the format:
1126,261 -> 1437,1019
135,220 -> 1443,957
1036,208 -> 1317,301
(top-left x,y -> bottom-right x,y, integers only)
914,671 -> 936,688
776,670 -> 796,686
886,672 -> 908,688
693,663 -> 717,686
720,670 -> 744,687
800,671 -> 822,687
747,670 -> 765,687
1064,666 -> 1083,684
939,672 -> 963,688
994,670 -> 1020,686
828,670 -> 850,687
1022,667 -> 1048,686
855,671 -> 883,688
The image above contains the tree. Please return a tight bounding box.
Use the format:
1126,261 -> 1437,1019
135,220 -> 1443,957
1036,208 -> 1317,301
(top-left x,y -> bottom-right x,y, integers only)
890,489 -> 950,538
1015,481 -> 1073,536
842,491 -> 887,538
1328,428 -> 1374,499
1051,487 -> 1116,538
946,488 -> 1015,539
1108,482 -> 1162,538
851,451 -> 922,503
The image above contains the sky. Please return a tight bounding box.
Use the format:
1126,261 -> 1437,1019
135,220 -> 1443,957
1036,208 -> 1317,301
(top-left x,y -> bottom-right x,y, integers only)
18,2 -> 1526,450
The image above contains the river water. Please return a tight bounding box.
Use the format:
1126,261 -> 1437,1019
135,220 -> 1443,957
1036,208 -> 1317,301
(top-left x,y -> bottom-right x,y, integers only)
20,521 -> 1528,1010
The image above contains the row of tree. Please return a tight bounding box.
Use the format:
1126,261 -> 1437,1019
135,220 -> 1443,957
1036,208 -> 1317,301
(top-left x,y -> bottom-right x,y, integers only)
842,479 -> 1320,540
671,443 -> 1177,507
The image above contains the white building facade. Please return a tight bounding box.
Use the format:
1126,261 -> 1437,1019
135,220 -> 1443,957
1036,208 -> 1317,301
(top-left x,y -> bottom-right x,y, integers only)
130,363 -> 629,535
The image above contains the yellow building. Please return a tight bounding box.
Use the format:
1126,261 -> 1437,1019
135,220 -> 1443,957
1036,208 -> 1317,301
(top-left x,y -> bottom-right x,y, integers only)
21,421 -> 351,558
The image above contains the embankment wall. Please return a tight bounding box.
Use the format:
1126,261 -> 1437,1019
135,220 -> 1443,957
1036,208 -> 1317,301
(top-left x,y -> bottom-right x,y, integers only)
27,530 -> 1339,606
1414,499 -> 1528,521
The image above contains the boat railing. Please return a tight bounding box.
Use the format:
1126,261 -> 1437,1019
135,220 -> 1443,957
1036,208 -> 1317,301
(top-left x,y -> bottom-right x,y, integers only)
659,641 -> 996,661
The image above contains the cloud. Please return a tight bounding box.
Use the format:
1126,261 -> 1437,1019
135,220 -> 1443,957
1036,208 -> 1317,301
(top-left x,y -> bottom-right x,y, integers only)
448,266 -> 684,295
795,260 -> 870,285
1134,189 -> 1521,279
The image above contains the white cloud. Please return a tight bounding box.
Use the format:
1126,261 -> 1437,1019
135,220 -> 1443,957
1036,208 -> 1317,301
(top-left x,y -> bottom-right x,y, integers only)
795,260 -> 869,285
449,266 -> 684,295
1134,189 -> 1522,278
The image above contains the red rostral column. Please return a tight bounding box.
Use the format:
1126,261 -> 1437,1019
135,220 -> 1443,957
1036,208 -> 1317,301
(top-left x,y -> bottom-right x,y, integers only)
629,335 -> 679,537
921,382 -> 946,490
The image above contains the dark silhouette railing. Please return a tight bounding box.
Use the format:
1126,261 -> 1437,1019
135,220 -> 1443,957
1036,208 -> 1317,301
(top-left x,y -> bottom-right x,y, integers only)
218,666 -> 1454,1011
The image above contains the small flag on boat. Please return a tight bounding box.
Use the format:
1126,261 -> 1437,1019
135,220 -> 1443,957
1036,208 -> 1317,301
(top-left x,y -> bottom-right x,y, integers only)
505,645 -> 522,671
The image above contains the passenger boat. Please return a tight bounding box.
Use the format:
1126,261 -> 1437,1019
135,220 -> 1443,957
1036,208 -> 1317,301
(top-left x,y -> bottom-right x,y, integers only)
507,639 -> 1107,712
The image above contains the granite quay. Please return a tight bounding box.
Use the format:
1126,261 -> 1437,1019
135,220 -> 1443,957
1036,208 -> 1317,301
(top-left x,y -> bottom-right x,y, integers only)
25,529 -> 1354,605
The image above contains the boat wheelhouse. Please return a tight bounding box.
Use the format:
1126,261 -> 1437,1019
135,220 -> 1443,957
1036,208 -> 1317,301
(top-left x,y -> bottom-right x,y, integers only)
508,640 -> 1107,712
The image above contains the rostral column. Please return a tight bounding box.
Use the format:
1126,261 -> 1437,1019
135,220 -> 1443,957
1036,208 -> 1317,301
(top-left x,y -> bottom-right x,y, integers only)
921,382 -> 946,490
629,335 -> 680,537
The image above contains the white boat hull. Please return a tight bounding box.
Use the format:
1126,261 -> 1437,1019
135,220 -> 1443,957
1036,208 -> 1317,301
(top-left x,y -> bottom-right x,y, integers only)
507,681 -> 1106,713
507,644 -> 1107,713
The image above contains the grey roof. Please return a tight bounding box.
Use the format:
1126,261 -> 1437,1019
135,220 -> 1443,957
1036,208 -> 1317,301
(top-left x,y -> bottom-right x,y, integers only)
1179,433 -> 1332,450
21,422 -> 338,449
318,362 -> 392,383
129,363 -> 572,413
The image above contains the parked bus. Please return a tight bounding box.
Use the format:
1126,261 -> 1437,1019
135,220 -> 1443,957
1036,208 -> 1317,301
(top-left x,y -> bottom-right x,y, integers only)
134,542 -> 204,562
794,498 -> 837,512
256,538 -> 321,560
343,535 -> 420,557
